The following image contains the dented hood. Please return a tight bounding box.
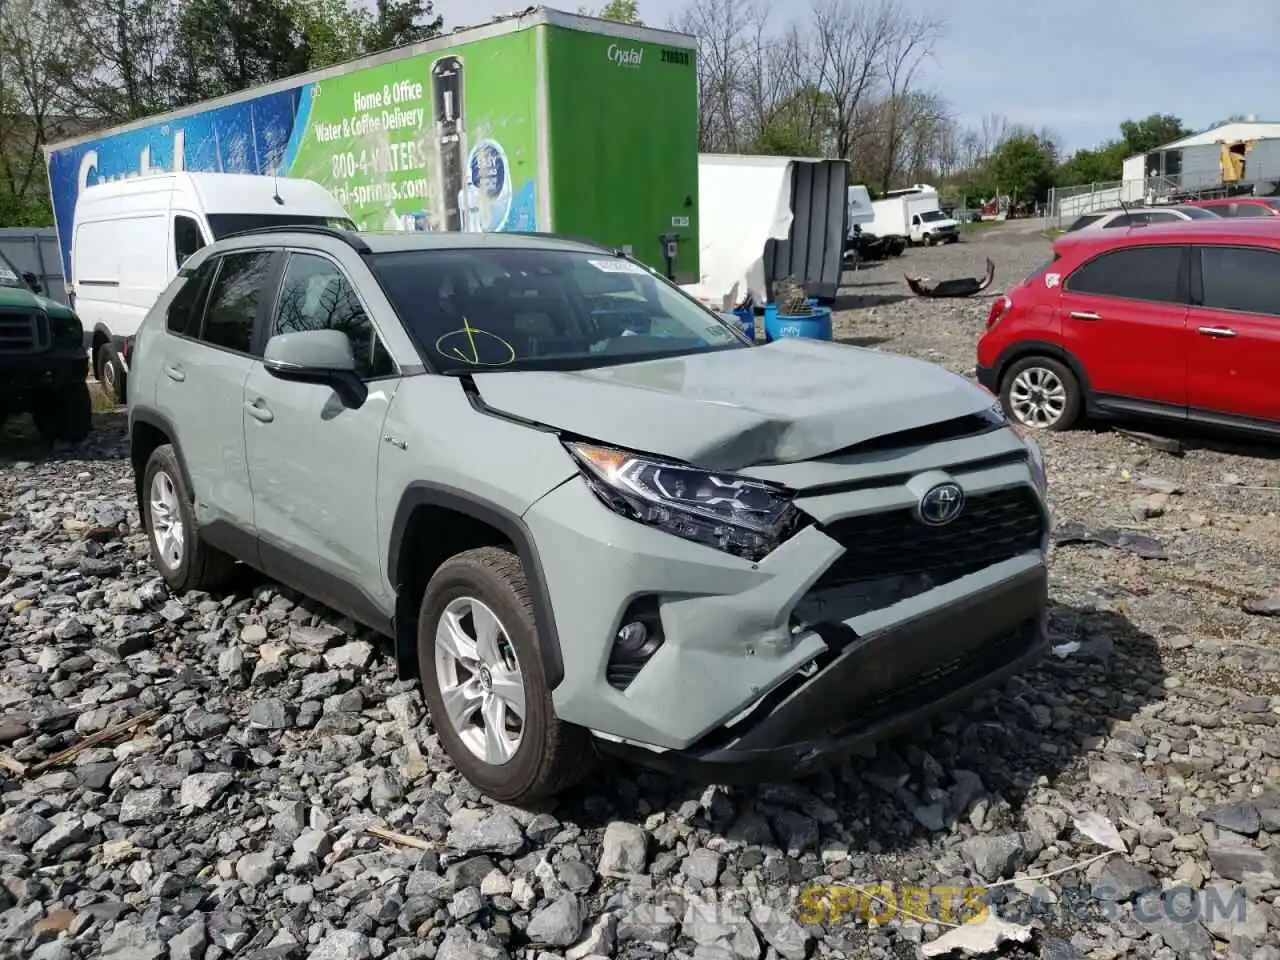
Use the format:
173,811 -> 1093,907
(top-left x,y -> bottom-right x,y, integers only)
469,340 -> 994,470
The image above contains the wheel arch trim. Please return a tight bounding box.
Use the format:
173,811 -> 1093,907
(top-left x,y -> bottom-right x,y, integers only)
992,340 -> 1092,398
388,481 -> 565,690
129,407 -> 194,519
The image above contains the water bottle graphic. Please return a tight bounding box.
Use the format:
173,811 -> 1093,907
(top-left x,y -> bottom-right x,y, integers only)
431,55 -> 465,232
460,140 -> 512,233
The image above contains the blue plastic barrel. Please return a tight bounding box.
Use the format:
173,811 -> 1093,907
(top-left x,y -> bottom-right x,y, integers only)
732,306 -> 755,340
764,305 -> 832,342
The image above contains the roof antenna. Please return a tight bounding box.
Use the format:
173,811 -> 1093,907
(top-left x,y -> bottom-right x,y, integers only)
272,170 -> 284,206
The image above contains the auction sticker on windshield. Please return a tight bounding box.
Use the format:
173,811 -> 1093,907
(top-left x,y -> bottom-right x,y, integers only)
589,259 -> 648,274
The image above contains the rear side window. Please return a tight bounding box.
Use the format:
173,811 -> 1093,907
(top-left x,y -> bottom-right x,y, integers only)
198,251 -> 275,355
1199,246 -> 1280,317
1066,215 -> 1101,232
166,258 -> 218,335
1065,246 -> 1184,304
1227,204 -> 1268,218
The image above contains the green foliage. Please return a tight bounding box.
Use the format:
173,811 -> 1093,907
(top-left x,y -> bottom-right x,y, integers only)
1119,113 -> 1192,154
1055,140 -> 1128,186
288,0 -> 373,67
988,135 -> 1056,202
362,0 -> 442,52
751,87 -> 834,158
584,0 -> 641,23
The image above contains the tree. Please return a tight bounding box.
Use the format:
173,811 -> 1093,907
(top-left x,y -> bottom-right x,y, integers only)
167,0 -> 311,104
362,0 -> 442,51
52,0 -> 179,123
585,0 -> 641,23
1055,140 -> 1127,186
0,0 -> 77,224
989,135 -> 1055,202
1119,113 -> 1191,154
871,9 -> 943,193
289,0 -> 376,68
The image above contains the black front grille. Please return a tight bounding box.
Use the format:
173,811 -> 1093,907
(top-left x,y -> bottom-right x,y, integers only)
0,311 -> 43,353
814,486 -> 1044,589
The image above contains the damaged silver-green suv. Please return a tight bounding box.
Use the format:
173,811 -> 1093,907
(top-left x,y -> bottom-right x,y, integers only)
127,226 -> 1051,803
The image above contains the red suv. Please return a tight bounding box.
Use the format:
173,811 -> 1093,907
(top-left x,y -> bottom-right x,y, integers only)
977,219 -> 1280,434
1184,196 -> 1280,218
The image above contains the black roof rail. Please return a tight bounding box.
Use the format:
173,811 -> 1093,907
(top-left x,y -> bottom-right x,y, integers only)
216,223 -> 372,254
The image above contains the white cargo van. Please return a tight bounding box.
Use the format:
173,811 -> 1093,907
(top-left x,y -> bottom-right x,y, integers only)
70,172 -> 353,401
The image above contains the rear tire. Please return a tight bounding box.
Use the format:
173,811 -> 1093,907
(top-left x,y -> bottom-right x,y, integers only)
33,382 -> 92,444
418,546 -> 593,804
142,444 -> 237,592
1000,356 -> 1082,432
97,345 -> 127,405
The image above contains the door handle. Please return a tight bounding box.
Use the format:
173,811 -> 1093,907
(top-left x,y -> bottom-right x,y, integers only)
244,398 -> 274,423
163,365 -> 185,382
1197,326 -> 1237,338
1069,311 -> 1101,321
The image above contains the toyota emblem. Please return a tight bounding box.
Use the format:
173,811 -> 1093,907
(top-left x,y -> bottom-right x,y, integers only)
917,482 -> 965,526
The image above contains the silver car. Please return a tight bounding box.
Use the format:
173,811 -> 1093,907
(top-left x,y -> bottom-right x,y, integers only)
126,226 -> 1052,802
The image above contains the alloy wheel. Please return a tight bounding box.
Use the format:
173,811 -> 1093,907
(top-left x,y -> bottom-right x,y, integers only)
434,595 -> 526,765
149,470 -> 185,569
1009,366 -> 1068,428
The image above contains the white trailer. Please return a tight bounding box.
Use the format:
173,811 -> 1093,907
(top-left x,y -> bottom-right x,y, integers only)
682,153 -> 848,308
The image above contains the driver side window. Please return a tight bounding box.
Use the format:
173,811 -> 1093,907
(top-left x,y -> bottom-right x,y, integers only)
272,253 -> 395,379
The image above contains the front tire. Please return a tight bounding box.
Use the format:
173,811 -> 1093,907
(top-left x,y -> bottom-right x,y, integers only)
142,444 -> 237,592
418,546 -> 593,804
33,382 -> 92,444
1000,356 -> 1082,431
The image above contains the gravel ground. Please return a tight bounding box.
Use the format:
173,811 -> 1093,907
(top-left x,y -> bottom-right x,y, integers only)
2,231 -> 1278,960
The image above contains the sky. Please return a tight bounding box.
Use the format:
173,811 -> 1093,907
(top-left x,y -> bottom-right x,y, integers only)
430,0 -> 1279,154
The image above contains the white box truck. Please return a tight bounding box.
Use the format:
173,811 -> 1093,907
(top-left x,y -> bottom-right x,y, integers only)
871,184 -> 960,246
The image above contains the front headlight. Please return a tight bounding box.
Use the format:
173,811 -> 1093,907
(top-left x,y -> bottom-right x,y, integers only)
566,441 -> 800,560
1024,434 -> 1047,493
979,396 -> 1047,492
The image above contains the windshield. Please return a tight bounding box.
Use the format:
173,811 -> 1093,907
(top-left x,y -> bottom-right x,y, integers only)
368,247 -> 748,373
920,210 -> 947,222
206,213 -> 356,238
1176,206 -> 1217,219
0,251 -> 23,288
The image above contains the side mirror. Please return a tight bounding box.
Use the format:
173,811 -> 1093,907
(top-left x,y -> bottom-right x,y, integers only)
22,271 -> 42,294
263,330 -> 367,408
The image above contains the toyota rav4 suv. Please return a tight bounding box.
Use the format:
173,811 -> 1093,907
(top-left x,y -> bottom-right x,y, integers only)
127,226 -> 1051,803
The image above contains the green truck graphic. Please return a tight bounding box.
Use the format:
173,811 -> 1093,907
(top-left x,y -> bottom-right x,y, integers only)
44,8 -> 701,282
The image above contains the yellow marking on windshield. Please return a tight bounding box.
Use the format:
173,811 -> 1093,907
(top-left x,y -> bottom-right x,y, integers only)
434,317 -> 516,366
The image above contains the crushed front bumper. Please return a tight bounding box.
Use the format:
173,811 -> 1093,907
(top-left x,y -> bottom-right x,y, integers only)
526,425 -> 1051,761
601,561 -> 1048,780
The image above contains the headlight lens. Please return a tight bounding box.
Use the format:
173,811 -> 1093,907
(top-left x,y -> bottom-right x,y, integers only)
976,396 -> 1047,492
566,441 -> 800,560
1024,434 -> 1047,492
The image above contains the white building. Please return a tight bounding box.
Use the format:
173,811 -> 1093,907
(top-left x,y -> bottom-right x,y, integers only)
1120,119 -> 1280,201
